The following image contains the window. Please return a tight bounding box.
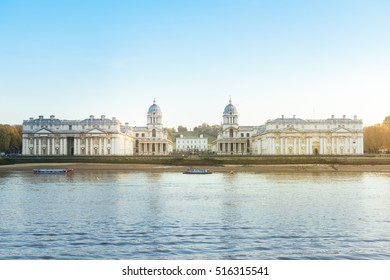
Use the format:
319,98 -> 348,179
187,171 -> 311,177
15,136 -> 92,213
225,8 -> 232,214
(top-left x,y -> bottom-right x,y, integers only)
69,125 -> 72,130
229,129 -> 234,137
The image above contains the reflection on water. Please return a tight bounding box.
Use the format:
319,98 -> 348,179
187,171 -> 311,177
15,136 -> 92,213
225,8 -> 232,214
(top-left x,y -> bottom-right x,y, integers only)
0,170 -> 389,259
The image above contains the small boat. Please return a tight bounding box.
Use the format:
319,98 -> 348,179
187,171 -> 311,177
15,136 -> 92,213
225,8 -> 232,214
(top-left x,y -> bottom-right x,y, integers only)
183,168 -> 212,174
33,168 -> 74,174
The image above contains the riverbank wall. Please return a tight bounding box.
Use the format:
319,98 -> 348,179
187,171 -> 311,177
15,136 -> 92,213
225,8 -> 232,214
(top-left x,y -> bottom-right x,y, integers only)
2,154 -> 390,166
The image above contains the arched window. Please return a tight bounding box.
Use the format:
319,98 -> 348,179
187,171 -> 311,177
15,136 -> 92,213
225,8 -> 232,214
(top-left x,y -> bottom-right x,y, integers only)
229,129 -> 234,137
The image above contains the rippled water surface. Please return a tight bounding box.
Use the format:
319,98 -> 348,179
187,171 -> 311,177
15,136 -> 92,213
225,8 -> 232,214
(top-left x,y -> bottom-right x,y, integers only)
1,170 -> 390,259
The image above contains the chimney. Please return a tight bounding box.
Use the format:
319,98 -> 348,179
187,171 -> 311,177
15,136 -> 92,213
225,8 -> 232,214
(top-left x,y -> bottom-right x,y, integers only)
343,115 -> 346,119
50,115 -> 55,120
29,117 -> 33,120
293,115 -> 296,119
354,115 -> 357,120
282,115 -> 284,119
101,115 -> 105,120
90,115 -> 94,120
39,115 -> 44,120
331,115 -> 334,119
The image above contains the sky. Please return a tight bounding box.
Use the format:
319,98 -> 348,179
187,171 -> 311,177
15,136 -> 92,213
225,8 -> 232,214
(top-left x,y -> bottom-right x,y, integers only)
0,0 -> 389,129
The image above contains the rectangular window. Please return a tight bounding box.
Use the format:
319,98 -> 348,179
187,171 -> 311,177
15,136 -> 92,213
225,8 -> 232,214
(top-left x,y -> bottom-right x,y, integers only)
69,125 -> 72,130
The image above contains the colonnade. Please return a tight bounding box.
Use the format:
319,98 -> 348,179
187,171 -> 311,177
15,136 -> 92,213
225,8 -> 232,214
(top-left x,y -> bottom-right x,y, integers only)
23,135 -> 117,156
257,134 -> 363,155
137,142 -> 167,155
217,141 -> 247,154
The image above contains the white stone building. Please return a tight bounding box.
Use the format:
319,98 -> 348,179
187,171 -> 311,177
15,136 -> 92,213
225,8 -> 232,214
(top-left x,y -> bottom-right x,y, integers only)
176,134 -> 208,152
212,99 -> 364,155
22,100 -> 173,156
212,99 -> 258,155
133,99 -> 173,155
22,115 -> 133,156
252,115 -> 364,155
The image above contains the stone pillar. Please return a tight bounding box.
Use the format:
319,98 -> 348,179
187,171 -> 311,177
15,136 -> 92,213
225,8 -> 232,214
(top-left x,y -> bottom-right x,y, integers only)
64,138 -> 68,156
85,138 -> 89,156
99,138 -> 102,155
37,138 -> 41,155
285,138 -> 288,155
305,138 -> 309,154
293,138 -> 297,155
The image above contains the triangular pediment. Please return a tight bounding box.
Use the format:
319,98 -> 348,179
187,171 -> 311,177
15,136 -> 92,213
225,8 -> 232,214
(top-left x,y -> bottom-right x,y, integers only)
87,128 -> 105,134
281,127 -> 301,133
35,128 -> 53,134
332,127 -> 351,133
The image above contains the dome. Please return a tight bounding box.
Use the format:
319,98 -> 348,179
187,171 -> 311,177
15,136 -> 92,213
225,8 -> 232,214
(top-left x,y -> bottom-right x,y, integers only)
223,98 -> 238,115
148,99 -> 162,115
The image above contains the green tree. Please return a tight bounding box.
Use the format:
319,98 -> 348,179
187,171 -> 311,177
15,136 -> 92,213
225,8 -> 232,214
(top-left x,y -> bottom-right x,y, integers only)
383,115 -> 390,128
0,124 -> 22,153
193,123 -> 220,138
364,124 -> 390,153
177,125 -> 188,133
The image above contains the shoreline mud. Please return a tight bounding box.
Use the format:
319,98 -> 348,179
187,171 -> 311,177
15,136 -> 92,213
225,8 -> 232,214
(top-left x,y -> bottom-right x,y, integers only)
1,162 -> 390,173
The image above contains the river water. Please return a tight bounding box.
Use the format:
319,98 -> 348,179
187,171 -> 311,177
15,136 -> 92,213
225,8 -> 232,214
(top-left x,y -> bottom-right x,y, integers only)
0,170 -> 389,259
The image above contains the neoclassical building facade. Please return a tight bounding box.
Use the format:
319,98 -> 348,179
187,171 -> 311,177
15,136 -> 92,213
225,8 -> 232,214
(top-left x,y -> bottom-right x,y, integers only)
176,134 -> 208,152
212,99 -> 364,155
212,99 -> 258,155
22,100 -> 172,156
133,99 -> 173,155
22,115 -> 133,156
252,115 -> 364,155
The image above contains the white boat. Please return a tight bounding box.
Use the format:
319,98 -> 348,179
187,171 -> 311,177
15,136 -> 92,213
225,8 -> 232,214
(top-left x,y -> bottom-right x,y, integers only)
183,168 -> 212,174
33,168 -> 74,174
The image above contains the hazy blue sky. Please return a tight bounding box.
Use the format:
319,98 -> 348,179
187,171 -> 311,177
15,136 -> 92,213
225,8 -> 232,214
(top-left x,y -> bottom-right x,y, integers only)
1,0 -> 389,128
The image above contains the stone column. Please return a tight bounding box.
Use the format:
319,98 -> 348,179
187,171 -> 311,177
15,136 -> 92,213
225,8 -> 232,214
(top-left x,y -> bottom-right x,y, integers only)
37,138 -> 41,155
293,138 -> 297,155
65,137 -> 68,156
85,138 -> 89,156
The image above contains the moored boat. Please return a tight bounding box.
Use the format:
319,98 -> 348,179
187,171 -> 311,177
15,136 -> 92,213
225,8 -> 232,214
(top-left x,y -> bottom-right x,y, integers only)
33,168 -> 74,174
183,168 -> 212,174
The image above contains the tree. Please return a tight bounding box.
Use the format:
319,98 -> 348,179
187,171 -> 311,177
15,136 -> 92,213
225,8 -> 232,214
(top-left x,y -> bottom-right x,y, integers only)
364,124 -> 390,153
177,125 -> 188,133
0,124 -> 22,153
193,123 -> 220,137
383,115 -> 390,128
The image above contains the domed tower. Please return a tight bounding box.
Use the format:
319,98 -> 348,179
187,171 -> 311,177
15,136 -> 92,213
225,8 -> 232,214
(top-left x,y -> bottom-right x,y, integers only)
222,98 -> 239,138
223,98 -> 238,126
147,99 -> 162,129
